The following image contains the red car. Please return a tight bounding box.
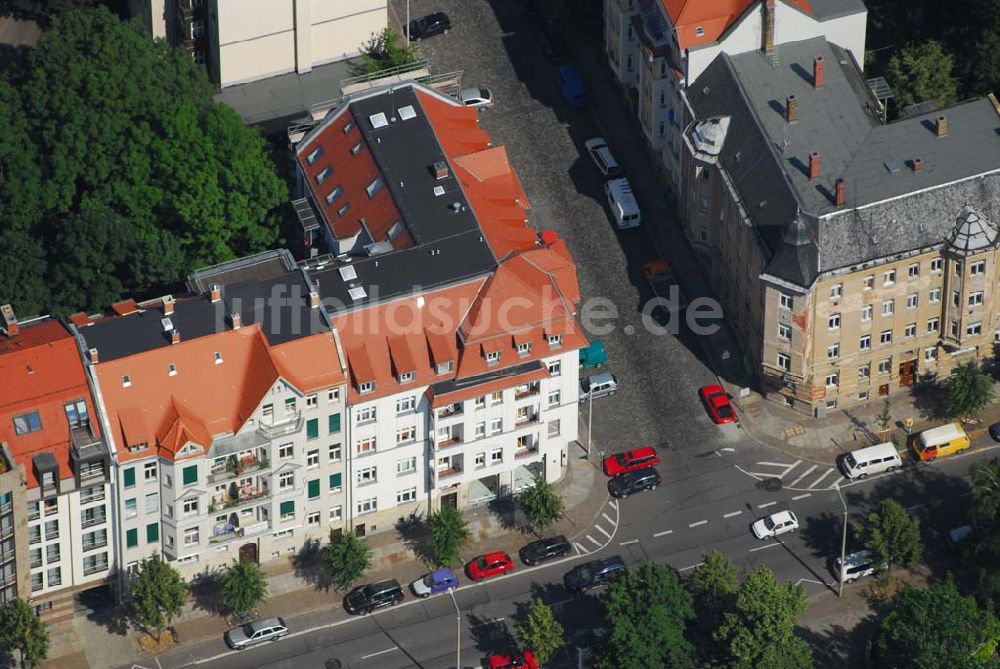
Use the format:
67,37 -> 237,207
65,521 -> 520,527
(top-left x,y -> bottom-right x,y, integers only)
699,384 -> 737,424
487,651 -> 538,669
602,446 -> 660,476
467,551 -> 515,581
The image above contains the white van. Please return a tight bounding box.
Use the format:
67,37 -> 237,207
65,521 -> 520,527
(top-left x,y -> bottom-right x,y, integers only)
835,550 -> 879,583
604,178 -> 640,230
840,442 -> 902,479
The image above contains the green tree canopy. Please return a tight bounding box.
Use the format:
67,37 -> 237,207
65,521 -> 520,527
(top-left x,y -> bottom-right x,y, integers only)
0,598 -> 49,668
130,554 -> 188,637
519,474 -> 565,533
715,566 -> 812,669
855,499 -> 922,572
885,40 -> 959,113
428,504 -> 470,567
969,459 -> 1000,611
517,598 -> 564,665
595,561 -> 696,669
219,560 -> 269,617
3,6 -> 286,316
948,360 -> 995,418
320,531 -> 372,591
873,580 -> 1000,669
355,28 -> 418,75
688,548 -> 739,656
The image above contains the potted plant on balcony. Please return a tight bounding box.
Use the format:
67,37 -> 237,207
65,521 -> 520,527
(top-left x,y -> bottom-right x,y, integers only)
257,458 -> 270,470
225,455 -> 239,476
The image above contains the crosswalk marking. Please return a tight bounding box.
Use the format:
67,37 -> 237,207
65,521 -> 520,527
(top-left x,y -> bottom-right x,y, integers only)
808,469 -> 835,489
595,524 -> 612,539
573,542 -> 587,554
607,500 -> 618,510
586,535 -> 601,546
601,512 -> 614,525
787,464 -> 817,488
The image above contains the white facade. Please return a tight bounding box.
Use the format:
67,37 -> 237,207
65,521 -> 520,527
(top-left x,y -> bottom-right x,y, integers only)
130,0 -> 169,40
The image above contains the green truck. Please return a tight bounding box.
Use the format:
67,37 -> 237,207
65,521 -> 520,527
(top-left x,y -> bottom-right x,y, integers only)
579,340 -> 607,369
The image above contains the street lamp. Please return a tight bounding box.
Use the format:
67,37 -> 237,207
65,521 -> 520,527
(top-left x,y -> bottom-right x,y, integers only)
835,483 -> 848,599
587,386 -> 593,456
448,587 -> 461,669
405,0 -> 410,43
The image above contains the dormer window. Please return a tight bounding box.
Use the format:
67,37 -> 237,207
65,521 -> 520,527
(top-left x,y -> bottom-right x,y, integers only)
168,363 -> 177,377
359,381 -> 374,394
398,371 -> 414,384
436,360 -> 453,375
351,142 -> 363,156
214,352 -> 223,365
306,146 -> 324,165
547,334 -> 563,348
13,411 -> 42,435
343,121 -> 355,134
325,185 -> 343,206
337,203 -> 351,217
695,25 -> 704,37
366,177 -> 384,199
122,375 -> 132,388
485,351 -> 500,365
517,342 -> 532,357
316,166 -> 333,185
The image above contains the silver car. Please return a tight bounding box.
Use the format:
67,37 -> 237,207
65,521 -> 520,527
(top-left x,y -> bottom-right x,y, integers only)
224,617 -> 288,649
458,87 -> 495,108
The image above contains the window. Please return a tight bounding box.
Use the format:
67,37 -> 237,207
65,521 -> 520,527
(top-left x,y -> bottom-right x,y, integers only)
828,314 -> 841,330
779,293 -> 793,309
398,371 -> 415,383
906,293 -> 918,309
356,407 -> 376,424
952,321 -> 960,337
280,500 -> 295,520
882,300 -> 894,316
968,322 -> 983,336
547,334 -> 563,347
182,465 -> 197,486
929,287 -> 942,303
925,347 -> 938,362
329,443 -> 342,462
861,305 -> 873,322
328,388 -> 340,402
859,334 -> 871,350
308,479 -> 320,499
863,275 -> 874,290
316,166 -> 333,185
878,358 -> 892,374
82,553 -> 108,576
490,448 -> 503,464
306,394 -> 318,408
329,473 -> 342,492
972,260 -> 987,275
548,390 -> 561,407
491,391 -> 503,404
183,527 -> 199,546
356,437 -> 376,455
190,19 -> 204,39
397,457 -> 417,475
830,284 -> 843,299
359,381 -> 374,394
397,487 -> 417,504
435,360 -> 454,375
146,523 -> 159,544
908,263 -> 920,278
474,396 -> 486,409
547,360 -> 562,376
307,511 -> 320,527
777,323 -> 791,340
278,443 -> 293,459
490,418 -> 503,434
306,418 -> 319,440
880,330 -> 893,344
125,498 -> 137,519
548,419 -> 561,437
13,411 -> 42,435
884,269 -> 896,285
45,543 -> 60,563
825,372 -> 838,388
64,400 -> 88,428
970,291 -> 984,307
927,317 -> 940,333
144,462 -> 157,481
357,467 -> 377,485
325,186 -> 344,205
858,364 -> 870,379
145,493 -> 158,514
329,506 -> 342,523
263,404 -> 273,418
126,528 -> 138,549
284,397 -> 297,414
931,257 -> 943,273
827,344 -> 839,359
475,452 -> 486,469
475,422 -> 486,439
306,146 -> 324,165
279,471 -> 294,490
307,449 -> 319,468
395,397 -> 415,414
356,497 -> 377,515
858,391 -> 870,401
485,351 -> 500,365
337,203 -> 351,217
777,352 -> 790,371
396,426 -> 416,444
182,498 -> 198,516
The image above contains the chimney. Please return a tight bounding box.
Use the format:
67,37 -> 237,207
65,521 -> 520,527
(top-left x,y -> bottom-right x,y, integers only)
209,283 -> 222,303
433,161 -> 449,180
762,0 -> 775,54
1,304 -> 18,338
170,329 -> 180,345
808,151 -> 821,180
785,95 -> 798,123
835,178 -> 845,206
163,294 -> 175,316
309,290 -> 320,309
935,115 -> 948,137
88,348 -> 99,364
912,157 -> 924,172
813,56 -> 825,88
230,312 -> 241,330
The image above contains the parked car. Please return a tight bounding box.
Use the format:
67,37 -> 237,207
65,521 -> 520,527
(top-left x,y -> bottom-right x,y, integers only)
990,422 -> 1000,441
407,12 -> 450,40
343,579 -> 404,614
604,177 -> 640,229
949,525 -> 973,545
584,138 -> 621,177
564,555 -> 626,592
410,568 -> 459,598
458,86 -> 495,108
224,617 -> 288,649
556,64 -> 587,107
834,550 -> 880,583
751,510 -> 799,539
579,372 -> 618,402
519,535 -> 572,566
487,650 -> 539,669
607,466 -> 660,498
467,551 -> 515,581
579,340 -> 608,369
699,384 -> 737,424
602,446 -> 660,477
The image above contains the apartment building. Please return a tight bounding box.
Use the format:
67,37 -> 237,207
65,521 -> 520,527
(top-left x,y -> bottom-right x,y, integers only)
603,0 -> 866,200
293,81 -> 585,534
0,307 -> 112,623
680,35 -> 1000,414
73,252 -> 348,580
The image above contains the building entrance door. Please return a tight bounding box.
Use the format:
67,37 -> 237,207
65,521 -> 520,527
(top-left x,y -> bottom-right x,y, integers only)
899,359 -> 917,386
441,491 -> 458,510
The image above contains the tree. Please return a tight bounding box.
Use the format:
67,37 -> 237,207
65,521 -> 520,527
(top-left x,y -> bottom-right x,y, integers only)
972,459 -> 1000,525
319,531 -> 372,591
219,560 -> 269,619
427,504 -> 470,567
688,549 -> 739,641
353,28 -> 419,75
595,561 -> 696,669
130,554 -> 188,638
876,400 -> 892,439
0,598 -> 49,668
715,566 -> 811,669
885,40 -> 959,113
519,474 -> 565,533
948,360 -> 995,418
855,499 -> 922,573
517,598 -> 564,665
969,459 -> 1000,610
873,580 -> 1000,668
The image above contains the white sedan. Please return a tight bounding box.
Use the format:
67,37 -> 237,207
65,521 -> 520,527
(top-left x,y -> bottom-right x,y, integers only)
584,137 -> 621,177
751,510 -> 799,539
458,87 -> 495,108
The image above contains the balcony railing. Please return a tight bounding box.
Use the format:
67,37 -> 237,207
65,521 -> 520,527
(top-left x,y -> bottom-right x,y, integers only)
207,457 -> 271,484
81,514 -> 106,529
44,531 -> 59,541
0,550 -> 14,564
79,468 -> 106,484
47,575 -> 61,587
256,412 -> 302,439
27,509 -> 39,522
82,538 -> 107,552
46,551 -> 60,564
31,580 -> 42,592
436,437 -> 462,450
0,525 -> 13,541
43,504 -> 58,517
29,556 -> 42,569
437,404 -> 463,419
83,559 -> 108,576
514,384 -> 540,400
80,490 -> 105,505
210,487 -> 270,512
0,502 -> 11,516
515,448 -> 540,459
209,520 -> 271,545
437,466 -> 462,479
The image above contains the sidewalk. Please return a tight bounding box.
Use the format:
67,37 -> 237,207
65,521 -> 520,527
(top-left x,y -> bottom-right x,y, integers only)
41,443 -> 604,669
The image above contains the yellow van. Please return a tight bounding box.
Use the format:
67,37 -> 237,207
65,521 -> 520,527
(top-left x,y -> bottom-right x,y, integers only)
911,422 -> 970,462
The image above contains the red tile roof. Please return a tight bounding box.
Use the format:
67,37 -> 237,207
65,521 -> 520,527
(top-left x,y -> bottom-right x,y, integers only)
663,0 -> 812,50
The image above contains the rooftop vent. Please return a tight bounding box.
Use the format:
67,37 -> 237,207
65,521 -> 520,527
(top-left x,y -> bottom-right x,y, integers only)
348,286 -> 367,301
369,112 -> 389,129
935,115 -> 948,137
209,283 -> 221,302
339,265 -> 358,282
912,157 -> 924,172
433,161 -> 449,180
884,160 -> 901,174
1,303 -> 17,338
170,329 -> 180,345
433,185 -> 446,197
450,201 -> 462,213
161,317 -> 174,332
163,294 -> 175,315
398,105 -> 416,120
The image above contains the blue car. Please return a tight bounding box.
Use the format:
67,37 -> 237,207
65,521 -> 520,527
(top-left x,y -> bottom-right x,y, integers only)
410,568 -> 459,598
557,65 -> 587,108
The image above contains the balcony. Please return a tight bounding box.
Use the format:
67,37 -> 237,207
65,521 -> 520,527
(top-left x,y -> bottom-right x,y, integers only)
81,513 -> 107,529
210,481 -> 270,512
209,520 -> 270,545
515,412 -> 540,427
71,426 -> 109,485
437,403 -> 463,419
256,412 -> 303,439
80,490 -> 105,505
514,382 -> 540,400
515,448 -> 540,460
43,504 -> 58,517
436,437 -> 463,450
83,558 -> 108,576
29,556 -> 41,569
82,538 -> 107,552
437,466 -> 462,479
208,453 -> 271,485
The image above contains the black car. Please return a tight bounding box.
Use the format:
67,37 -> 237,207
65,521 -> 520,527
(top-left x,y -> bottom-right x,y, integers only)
519,535 -> 572,566
990,422 -> 1000,441
407,12 -> 450,40
564,556 -> 626,593
607,466 -> 660,498
343,579 -> 404,614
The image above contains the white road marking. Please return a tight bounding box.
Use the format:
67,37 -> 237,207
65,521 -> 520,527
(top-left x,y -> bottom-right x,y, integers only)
689,520 -> 709,528
573,542 -> 587,554
749,542 -> 782,553
679,562 -> 704,572
787,464 -> 817,488
720,447 -> 736,452
796,578 -> 831,587
757,461 -> 798,468
808,469 -> 836,489
595,524 -> 612,539
757,501 -> 777,509
619,539 -> 638,546
653,529 -> 673,537
723,511 -> 742,518
361,647 -> 399,660
734,465 -> 763,480
602,512 -> 615,525
586,534 -> 601,546
792,493 -> 812,501
608,500 -> 618,510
